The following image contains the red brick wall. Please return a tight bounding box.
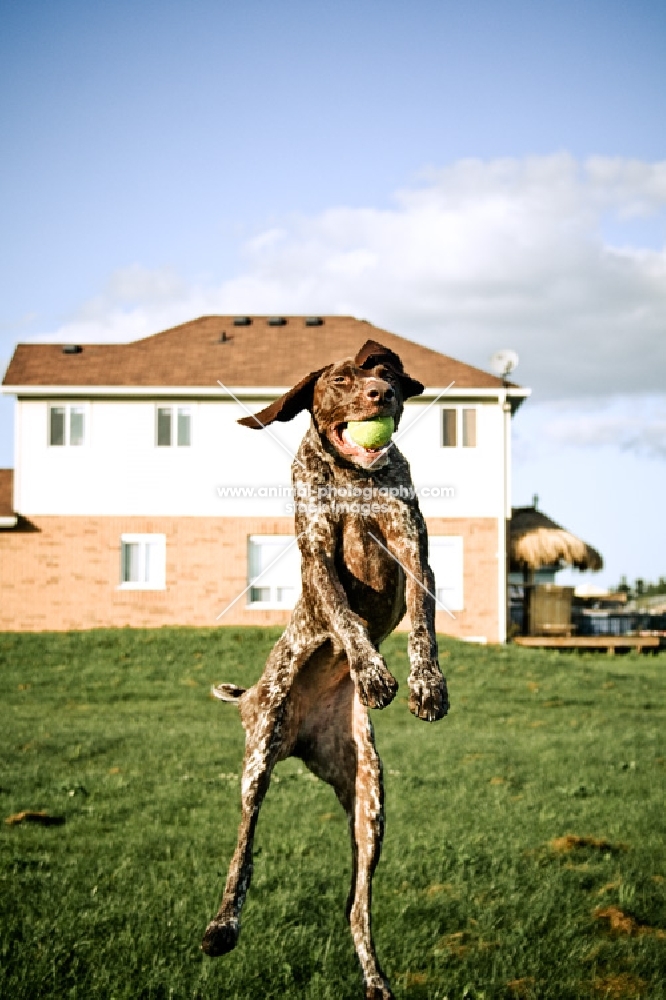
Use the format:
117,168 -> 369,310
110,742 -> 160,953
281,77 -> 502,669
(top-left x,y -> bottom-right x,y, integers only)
0,516 -> 499,639
425,517 -> 500,642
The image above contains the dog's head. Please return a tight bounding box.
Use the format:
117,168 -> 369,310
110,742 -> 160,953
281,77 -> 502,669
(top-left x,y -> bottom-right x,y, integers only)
238,340 -> 424,469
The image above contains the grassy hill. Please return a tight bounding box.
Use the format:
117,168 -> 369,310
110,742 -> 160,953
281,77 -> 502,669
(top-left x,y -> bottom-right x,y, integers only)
1,628 -> 665,999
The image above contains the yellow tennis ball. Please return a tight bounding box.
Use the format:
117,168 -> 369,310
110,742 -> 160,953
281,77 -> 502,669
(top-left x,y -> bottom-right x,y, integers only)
346,416 -> 394,449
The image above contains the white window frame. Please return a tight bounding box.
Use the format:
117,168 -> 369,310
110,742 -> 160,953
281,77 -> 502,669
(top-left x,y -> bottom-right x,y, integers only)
118,533 -> 167,590
440,406 -> 477,449
48,402 -> 89,447
429,535 -> 464,612
155,405 -> 192,447
246,535 -> 301,610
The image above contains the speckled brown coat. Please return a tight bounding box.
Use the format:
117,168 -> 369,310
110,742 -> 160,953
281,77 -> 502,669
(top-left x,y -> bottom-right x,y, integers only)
202,340 -> 449,1000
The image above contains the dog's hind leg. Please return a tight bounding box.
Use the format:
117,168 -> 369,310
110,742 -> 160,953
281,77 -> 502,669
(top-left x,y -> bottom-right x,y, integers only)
202,683 -> 288,956
202,620 -> 326,958
348,696 -> 394,1000
299,677 -> 394,1000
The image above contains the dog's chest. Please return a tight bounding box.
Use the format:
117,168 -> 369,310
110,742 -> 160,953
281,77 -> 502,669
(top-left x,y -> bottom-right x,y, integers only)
338,518 -> 394,590
333,499 -> 410,637
332,484 -> 416,587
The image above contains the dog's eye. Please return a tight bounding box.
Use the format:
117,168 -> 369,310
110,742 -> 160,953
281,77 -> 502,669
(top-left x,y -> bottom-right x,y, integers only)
332,376 -> 347,385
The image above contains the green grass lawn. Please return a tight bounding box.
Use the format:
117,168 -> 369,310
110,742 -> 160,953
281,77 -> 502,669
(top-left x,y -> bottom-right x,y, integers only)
1,628 -> 665,1000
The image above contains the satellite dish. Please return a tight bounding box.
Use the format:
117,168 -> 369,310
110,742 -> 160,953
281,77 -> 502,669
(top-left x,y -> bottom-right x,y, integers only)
489,349 -> 519,379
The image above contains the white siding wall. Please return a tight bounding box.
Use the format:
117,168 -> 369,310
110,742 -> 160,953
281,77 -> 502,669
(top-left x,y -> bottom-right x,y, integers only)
15,396 -> 506,519
401,399 -> 506,519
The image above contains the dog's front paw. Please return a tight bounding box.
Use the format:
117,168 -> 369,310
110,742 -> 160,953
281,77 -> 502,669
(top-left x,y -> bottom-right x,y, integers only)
201,917 -> 239,957
353,651 -> 398,710
408,666 -> 449,722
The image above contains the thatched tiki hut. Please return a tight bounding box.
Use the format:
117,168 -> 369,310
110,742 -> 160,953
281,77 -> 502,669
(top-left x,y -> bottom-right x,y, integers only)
510,506 -> 603,579
509,505 -> 603,636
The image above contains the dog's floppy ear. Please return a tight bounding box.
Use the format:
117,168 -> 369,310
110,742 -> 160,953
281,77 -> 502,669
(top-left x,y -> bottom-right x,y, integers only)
354,339 -> 424,399
237,367 -> 327,428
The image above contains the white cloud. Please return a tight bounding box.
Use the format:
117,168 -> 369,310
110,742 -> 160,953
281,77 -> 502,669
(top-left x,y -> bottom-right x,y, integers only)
27,153 -> 666,402
103,264 -> 186,306
513,395 -> 666,463
244,228 -> 287,254
30,264 -> 207,345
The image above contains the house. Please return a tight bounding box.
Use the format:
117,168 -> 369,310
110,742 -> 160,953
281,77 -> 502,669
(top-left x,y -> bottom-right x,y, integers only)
0,315 -> 529,640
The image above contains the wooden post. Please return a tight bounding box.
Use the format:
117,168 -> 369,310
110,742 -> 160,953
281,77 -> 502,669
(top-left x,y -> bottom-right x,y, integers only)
522,567 -> 534,635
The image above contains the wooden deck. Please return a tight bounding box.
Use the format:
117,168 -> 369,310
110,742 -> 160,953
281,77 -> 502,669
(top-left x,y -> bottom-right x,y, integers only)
513,635 -> 661,654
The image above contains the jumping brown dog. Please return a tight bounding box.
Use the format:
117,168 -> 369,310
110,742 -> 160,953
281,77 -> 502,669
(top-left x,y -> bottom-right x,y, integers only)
202,340 -> 449,999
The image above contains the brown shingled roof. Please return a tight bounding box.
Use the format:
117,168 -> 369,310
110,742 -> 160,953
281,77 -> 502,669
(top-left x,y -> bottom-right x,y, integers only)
2,316 -> 512,391
0,469 -> 14,517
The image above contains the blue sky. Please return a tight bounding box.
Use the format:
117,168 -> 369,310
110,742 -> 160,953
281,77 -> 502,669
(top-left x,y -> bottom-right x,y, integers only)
1,0 -> 665,588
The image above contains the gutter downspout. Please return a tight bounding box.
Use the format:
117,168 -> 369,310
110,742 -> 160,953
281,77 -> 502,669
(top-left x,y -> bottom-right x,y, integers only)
497,391 -> 512,643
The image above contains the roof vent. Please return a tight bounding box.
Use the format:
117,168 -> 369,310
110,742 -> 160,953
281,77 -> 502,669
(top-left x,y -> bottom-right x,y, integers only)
233,317 -> 252,326
305,317 -> 324,327
219,331 -> 233,343
62,344 -> 82,354
267,317 -> 287,326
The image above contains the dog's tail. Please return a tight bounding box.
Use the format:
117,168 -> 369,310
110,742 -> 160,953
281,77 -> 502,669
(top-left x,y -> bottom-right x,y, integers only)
211,682 -> 247,704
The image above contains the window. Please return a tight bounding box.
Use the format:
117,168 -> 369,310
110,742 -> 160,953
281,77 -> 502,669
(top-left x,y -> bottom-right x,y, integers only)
441,407 -> 477,448
69,406 -> 85,445
177,408 -> 191,446
441,408 -> 457,447
462,408 -> 476,448
49,404 -> 86,446
428,536 -> 464,612
156,406 -> 191,447
119,534 -> 166,589
157,408 -> 172,446
247,535 -> 301,608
